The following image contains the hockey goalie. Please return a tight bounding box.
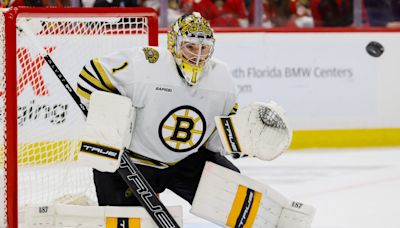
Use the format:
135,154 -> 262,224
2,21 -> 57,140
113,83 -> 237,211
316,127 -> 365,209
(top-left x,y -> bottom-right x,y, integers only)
78,92 -> 315,228
75,12 -> 315,228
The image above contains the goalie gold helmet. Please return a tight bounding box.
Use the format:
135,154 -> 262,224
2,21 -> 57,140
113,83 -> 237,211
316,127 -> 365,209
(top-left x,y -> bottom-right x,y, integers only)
168,12 -> 215,85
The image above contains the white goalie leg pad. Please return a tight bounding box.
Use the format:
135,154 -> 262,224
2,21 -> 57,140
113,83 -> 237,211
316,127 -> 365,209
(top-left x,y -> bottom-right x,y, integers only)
105,205 -> 183,227
78,91 -> 135,172
21,205 -> 104,228
21,204 -> 183,228
215,101 -> 292,161
277,201 -> 316,228
191,162 -> 315,228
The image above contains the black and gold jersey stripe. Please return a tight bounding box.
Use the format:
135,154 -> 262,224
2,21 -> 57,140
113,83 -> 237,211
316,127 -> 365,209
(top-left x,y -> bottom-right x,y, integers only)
76,84 -> 92,100
79,66 -> 113,92
76,58 -> 122,101
90,58 -> 121,94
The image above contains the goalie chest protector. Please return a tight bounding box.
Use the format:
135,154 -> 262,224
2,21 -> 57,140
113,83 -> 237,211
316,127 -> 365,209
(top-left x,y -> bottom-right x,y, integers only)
93,46 -> 237,164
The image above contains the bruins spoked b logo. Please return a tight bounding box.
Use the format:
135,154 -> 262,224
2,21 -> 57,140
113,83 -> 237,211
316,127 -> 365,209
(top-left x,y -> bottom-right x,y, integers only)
159,106 -> 206,152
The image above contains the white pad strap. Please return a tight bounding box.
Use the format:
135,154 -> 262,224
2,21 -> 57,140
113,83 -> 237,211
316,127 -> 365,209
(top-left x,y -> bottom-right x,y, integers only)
215,101 -> 292,160
191,162 -> 315,228
278,201 -> 316,228
21,204 -> 183,228
78,91 -> 135,172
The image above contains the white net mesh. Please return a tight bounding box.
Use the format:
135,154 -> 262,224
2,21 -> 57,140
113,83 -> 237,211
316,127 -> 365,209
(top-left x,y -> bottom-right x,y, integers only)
0,9 -> 155,227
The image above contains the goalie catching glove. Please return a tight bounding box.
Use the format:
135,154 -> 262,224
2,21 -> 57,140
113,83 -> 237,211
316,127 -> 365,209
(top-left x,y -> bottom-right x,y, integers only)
77,91 -> 135,172
215,101 -> 292,161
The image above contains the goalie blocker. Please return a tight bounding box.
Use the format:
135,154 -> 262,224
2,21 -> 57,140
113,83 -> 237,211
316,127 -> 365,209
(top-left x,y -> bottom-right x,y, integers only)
78,91 -> 135,172
191,162 -> 315,228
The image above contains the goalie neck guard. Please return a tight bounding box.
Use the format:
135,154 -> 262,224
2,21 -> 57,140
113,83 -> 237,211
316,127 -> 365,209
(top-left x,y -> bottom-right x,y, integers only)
168,12 -> 215,86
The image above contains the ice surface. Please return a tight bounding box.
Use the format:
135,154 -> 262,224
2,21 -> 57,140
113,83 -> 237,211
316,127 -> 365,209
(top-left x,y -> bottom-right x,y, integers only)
160,148 -> 400,228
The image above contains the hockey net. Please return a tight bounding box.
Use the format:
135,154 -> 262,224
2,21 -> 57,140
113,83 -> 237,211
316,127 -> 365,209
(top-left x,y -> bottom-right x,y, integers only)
0,7 -> 158,227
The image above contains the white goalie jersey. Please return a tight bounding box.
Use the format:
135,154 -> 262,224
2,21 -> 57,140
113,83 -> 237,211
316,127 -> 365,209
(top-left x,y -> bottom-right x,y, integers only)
77,46 -> 237,167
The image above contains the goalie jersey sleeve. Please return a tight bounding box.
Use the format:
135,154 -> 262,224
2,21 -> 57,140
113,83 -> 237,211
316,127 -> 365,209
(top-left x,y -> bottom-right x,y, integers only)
76,46 -> 238,166
76,49 -> 139,107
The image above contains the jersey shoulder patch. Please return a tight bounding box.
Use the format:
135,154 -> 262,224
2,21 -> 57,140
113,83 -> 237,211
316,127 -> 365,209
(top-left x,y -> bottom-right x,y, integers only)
143,47 -> 159,63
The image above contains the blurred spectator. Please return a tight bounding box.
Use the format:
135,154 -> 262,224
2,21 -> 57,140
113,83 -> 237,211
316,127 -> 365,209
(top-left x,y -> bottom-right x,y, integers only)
249,0 -> 313,28
142,0 -> 158,9
364,0 -> 400,27
392,0 -> 400,21
7,0 -> 70,6
167,0 -> 183,25
140,0 -> 185,26
180,0 -> 194,14
269,0 -> 295,26
211,0 -> 249,27
310,0 -> 353,27
189,0 -> 218,20
364,0 -> 392,26
190,0 -> 249,27
248,0 -> 273,28
295,0 -> 314,27
81,0 -> 139,7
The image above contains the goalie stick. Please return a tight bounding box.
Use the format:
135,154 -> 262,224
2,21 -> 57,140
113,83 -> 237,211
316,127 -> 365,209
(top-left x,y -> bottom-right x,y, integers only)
19,21 -> 180,228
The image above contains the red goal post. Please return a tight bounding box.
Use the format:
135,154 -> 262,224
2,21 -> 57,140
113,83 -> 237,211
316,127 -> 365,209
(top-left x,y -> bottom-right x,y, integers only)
0,7 -> 158,227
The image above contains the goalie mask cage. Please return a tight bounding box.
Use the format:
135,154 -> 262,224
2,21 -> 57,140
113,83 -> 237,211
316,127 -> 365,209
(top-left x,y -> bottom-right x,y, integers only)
0,7 -> 158,228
